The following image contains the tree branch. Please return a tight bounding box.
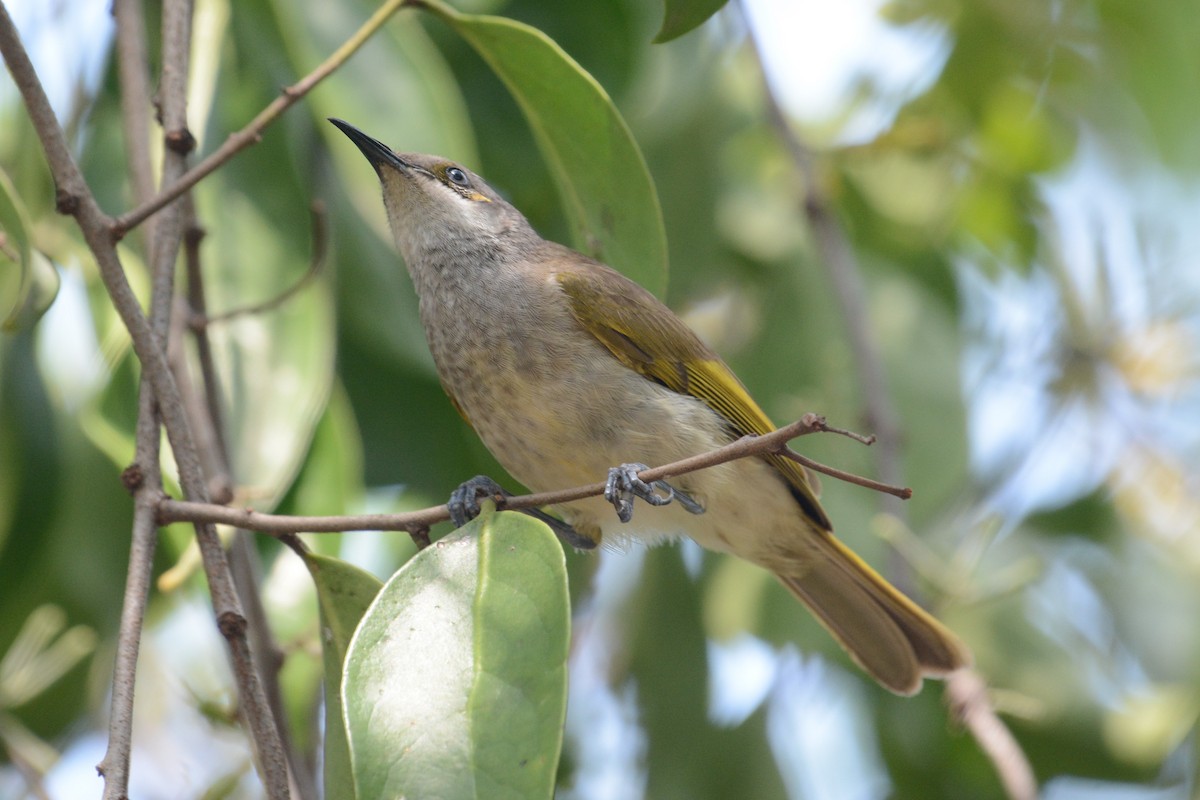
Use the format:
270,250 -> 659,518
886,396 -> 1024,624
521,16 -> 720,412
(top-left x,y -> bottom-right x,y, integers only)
178,209 -> 234,499
947,670 -> 1038,800
181,196 -> 318,799
2,735 -> 52,800
113,0 -> 155,218
743,7 -> 905,521
98,471 -> 160,800
98,0 -> 185,790
779,447 -> 911,499
110,0 -> 413,238
0,5 -> 289,799
157,414 -> 899,534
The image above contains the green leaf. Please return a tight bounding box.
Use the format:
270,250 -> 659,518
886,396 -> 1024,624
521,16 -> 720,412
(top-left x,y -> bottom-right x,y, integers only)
193,187 -> 336,510
421,0 -> 668,297
303,552 -> 384,800
0,167 -> 58,332
282,385 -> 364,559
0,166 -> 31,329
343,508 -> 569,800
468,510 -> 570,798
654,0 -> 727,43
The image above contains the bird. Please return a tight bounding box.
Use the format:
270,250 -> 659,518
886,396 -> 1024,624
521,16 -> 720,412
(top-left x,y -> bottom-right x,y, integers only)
330,118 -> 970,695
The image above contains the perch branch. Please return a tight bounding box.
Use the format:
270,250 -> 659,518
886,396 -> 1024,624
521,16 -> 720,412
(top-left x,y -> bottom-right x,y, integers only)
157,414 -> 904,534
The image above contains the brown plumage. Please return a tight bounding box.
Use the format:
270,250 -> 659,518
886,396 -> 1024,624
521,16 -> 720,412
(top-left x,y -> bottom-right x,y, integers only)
332,118 -> 971,694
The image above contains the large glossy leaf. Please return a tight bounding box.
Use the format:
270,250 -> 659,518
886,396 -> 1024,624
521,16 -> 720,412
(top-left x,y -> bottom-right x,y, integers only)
343,507 -> 569,800
303,552 -> 383,800
193,186 -> 336,510
421,0 -> 668,297
654,0 -> 728,43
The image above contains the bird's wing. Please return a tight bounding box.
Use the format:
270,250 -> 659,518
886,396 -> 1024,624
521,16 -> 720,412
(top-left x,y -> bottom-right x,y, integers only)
554,261 -> 831,531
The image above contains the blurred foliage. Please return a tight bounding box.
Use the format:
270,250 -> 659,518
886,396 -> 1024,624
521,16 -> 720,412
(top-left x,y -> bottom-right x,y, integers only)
0,0 -> 1198,797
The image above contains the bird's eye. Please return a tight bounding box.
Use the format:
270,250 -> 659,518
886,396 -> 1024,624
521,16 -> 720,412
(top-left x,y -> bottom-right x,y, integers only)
445,167 -> 469,187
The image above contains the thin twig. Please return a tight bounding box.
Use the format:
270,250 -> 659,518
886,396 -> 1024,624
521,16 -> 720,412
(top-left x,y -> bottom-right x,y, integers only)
97,0 -> 183,790
3,736 -> 52,800
179,209 -> 234,499
157,414 -> 886,534
743,19 -> 904,514
817,422 -> 876,446
947,670 -> 1038,800
780,448 -> 911,499
0,6 -> 289,800
112,0 -> 155,224
196,201 -> 328,327
110,0 -> 413,238
98,468 -> 161,799
181,187 -> 317,798
172,120 -> 315,797
230,531 -> 319,800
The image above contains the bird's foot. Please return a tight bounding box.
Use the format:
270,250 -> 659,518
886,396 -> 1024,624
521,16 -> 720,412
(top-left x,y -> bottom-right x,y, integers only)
604,463 -> 706,523
447,475 -> 596,550
673,486 -> 706,516
448,475 -> 507,527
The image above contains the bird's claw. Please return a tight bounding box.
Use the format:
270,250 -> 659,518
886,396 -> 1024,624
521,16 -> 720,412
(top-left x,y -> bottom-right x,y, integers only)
524,507 -> 598,550
448,475 -> 597,550
673,487 -> 706,516
604,463 -> 705,523
448,475 -> 507,528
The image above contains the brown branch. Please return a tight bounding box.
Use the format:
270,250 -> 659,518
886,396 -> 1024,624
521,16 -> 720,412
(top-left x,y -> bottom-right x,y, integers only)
98,473 -> 160,800
947,670 -> 1038,800
0,6 -> 289,800
181,197 -> 317,798
179,209 -> 234,498
195,201 -> 328,327
110,0 -> 413,238
229,531 -> 319,800
780,448 -> 911,499
172,128 -> 316,799
2,735 -> 52,800
98,0 -> 186,791
816,422 -> 876,446
157,414 -> 891,534
113,0 -> 155,218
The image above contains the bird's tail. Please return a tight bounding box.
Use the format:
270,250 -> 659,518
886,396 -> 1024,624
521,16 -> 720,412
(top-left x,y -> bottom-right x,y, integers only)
777,533 -> 970,695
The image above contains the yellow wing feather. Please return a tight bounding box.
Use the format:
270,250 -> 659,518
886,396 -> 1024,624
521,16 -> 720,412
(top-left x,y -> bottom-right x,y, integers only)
553,258 -> 831,531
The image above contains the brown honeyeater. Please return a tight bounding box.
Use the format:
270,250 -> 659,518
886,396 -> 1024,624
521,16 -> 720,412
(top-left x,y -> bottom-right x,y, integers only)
331,119 -> 970,695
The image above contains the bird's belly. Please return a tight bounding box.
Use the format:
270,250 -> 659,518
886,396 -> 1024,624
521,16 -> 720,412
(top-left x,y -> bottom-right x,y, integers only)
457,362 -> 818,569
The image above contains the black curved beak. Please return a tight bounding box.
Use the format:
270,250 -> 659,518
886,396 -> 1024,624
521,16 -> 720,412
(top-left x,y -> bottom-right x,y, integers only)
328,118 -> 407,174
